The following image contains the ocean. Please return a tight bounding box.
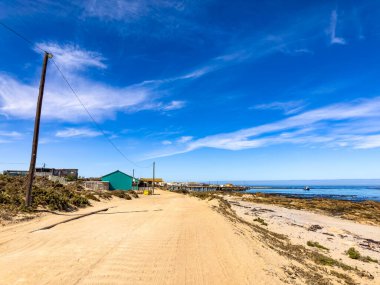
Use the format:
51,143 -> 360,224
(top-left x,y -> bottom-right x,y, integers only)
244,186 -> 380,202
213,180 -> 380,202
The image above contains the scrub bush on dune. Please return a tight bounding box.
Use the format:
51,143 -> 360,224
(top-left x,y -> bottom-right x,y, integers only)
0,175 -> 91,214
128,190 -> 139,198
111,190 -> 132,200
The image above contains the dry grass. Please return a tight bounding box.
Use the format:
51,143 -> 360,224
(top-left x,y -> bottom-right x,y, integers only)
110,190 -> 132,200
128,190 -> 139,198
307,241 -> 329,251
253,217 -> 268,226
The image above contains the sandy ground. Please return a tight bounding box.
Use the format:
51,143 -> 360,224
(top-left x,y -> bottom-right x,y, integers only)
226,195 -> 380,280
1,190 -> 380,285
0,190 -> 292,285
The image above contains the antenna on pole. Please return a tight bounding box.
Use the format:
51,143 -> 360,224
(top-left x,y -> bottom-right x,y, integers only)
25,52 -> 52,207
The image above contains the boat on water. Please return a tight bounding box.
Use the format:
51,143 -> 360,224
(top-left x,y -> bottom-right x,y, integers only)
304,186 -> 310,191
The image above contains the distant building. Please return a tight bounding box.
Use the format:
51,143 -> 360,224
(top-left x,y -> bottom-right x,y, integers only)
3,168 -> 78,179
139,178 -> 165,187
2,170 -> 28,176
101,170 -> 138,191
34,168 -> 78,179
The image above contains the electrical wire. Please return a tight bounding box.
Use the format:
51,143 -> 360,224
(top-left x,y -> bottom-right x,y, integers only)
0,22 -> 46,53
51,59 -> 151,168
0,21 -> 152,169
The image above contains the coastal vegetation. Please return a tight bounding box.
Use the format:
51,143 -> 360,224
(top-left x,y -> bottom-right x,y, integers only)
0,175 -> 138,224
307,241 -> 329,251
346,247 -> 378,263
253,217 -> 268,226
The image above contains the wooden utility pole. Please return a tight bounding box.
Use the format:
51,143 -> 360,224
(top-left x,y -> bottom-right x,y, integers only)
152,162 -> 155,194
132,169 -> 135,190
25,52 -> 52,207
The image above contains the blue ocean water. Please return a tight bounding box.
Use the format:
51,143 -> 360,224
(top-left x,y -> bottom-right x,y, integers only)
244,186 -> 380,202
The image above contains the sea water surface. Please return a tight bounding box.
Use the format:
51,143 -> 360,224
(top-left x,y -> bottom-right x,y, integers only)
244,186 -> 380,202
211,180 -> 380,202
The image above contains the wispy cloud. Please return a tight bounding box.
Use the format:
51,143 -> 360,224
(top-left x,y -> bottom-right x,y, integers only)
329,10 -> 346,45
0,130 -> 23,144
177,136 -> 193,143
0,43 -> 188,122
150,96 -> 380,157
83,0 -> 146,21
81,0 -> 188,22
0,131 -> 23,138
36,42 -> 107,71
55,127 -> 101,138
0,73 -> 151,121
251,101 -> 306,115
161,100 -> 186,111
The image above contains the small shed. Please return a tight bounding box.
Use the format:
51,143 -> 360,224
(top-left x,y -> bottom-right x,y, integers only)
101,170 -> 138,191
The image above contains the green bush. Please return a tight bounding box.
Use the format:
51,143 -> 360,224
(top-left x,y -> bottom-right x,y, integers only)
0,175 -> 90,213
307,241 -> 329,251
346,247 -> 378,263
347,247 -> 361,259
70,195 -> 90,208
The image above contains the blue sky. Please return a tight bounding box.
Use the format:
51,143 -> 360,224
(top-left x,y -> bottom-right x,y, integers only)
1,0 -> 380,181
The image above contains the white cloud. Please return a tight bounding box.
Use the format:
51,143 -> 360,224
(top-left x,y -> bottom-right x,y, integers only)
252,101 -> 306,115
151,97 -> 380,157
0,42 -> 189,122
55,127 -> 101,138
0,74 -> 150,121
82,0 -> 187,22
83,0 -> 145,21
353,135 -> 380,149
329,10 -> 346,45
36,42 -> 107,71
0,130 -> 23,144
161,100 -> 186,111
0,131 -> 23,138
162,140 -> 172,145
177,136 -> 193,143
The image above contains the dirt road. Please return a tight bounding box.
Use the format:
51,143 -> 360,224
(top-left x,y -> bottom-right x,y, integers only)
0,190 -> 287,285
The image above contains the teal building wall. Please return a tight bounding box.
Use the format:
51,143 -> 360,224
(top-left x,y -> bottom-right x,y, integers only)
101,170 -> 138,191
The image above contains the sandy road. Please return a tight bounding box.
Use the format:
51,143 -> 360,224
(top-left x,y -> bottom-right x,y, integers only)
0,190 -> 286,285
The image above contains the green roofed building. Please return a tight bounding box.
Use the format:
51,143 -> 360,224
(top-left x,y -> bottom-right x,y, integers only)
101,170 -> 139,191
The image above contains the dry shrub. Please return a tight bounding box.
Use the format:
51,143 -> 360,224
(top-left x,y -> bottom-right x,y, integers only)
0,175 -> 90,214
128,190 -> 139,198
111,190 -> 132,200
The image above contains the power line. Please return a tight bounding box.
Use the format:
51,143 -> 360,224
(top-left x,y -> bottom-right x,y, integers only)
0,21 -> 151,169
0,21 -> 46,54
51,60 -> 151,168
